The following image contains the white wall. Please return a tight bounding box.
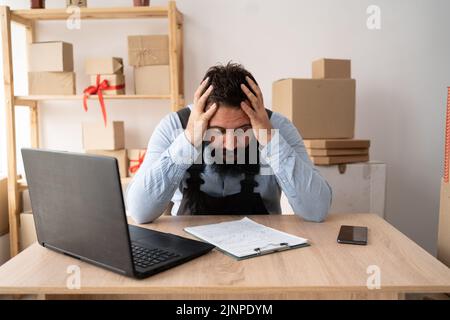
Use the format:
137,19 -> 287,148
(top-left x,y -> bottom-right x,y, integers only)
0,0 -> 448,255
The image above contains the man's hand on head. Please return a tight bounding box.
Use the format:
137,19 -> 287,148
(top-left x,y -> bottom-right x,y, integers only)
240,76 -> 273,146
185,77 -> 218,147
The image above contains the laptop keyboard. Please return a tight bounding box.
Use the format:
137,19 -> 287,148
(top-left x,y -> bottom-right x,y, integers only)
131,243 -> 180,269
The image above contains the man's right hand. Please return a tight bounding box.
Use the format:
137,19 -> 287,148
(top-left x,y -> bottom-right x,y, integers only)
184,77 -> 217,147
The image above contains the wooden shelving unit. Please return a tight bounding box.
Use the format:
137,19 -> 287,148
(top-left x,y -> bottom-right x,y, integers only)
1,2 -> 184,257
16,94 -> 173,101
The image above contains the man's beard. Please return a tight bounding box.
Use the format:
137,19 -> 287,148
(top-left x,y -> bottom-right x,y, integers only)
207,145 -> 260,177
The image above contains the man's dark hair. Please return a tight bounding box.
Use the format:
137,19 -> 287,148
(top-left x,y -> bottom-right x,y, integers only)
201,62 -> 258,107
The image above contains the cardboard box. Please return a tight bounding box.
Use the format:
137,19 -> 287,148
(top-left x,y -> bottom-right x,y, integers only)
86,149 -> 128,178
85,57 -> 123,75
134,65 -> 170,95
0,233 -> 10,265
310,155 -> 369,165
82,121 -> 125,150
89,74 -> 125,95
0,177 -> 8,237
28,42 -> 73,72
128,35 -> 169,66
28,72 -> 76,95
312,58 -> 351,79
19,212 -> 37,251
66,0 -> 87,7
21,189 -> 31,213
272,79 -> 355,139
128,149 -> 147,177
303,139 -> 370,149
306,148 -> 369,156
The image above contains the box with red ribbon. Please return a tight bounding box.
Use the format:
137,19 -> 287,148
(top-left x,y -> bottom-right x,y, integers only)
89,74 -> 125,95
127,149 -> 147,177
83,57 -> 126,126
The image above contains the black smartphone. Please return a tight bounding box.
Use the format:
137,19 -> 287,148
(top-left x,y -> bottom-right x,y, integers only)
337,225 -> 368,245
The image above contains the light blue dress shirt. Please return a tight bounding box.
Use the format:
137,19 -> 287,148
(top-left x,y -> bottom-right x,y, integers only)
126,104 -> 332,223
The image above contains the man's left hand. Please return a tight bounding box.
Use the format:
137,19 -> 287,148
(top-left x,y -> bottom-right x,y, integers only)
240,76 -> 273,146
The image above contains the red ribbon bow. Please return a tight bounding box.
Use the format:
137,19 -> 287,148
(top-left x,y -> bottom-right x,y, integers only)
83,74 -> 125,126
129,150 -> 147,174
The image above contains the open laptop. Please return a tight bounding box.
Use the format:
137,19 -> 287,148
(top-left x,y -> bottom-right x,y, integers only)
21,148 -> 215,279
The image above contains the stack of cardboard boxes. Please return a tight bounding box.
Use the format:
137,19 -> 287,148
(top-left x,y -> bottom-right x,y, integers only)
128,35 -> 170,95
272,58 -> 370,165
28,41 -> 76,95
82,121 -> 128,178
85,57 -> 126,95
303,139 -> 370,165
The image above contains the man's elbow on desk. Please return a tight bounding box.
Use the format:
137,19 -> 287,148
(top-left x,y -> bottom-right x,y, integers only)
297,209 -> 329,223
293,187 -> 332,223
126,188 -> 164,224
129,211 -> 157,225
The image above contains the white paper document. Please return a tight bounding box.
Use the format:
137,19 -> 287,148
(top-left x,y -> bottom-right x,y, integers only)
184,217 -> 309,259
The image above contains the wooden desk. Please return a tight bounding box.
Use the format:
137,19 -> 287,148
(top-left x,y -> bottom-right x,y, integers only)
0,214 -> 449,300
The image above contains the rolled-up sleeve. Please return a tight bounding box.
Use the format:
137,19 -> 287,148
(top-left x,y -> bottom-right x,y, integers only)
260,114 -> 332,222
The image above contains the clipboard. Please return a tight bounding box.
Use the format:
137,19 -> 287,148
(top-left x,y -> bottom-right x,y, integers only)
184,217 -> 310,260
218,242 -> 310,261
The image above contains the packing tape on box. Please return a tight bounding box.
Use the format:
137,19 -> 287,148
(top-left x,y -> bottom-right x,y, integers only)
129,48 -> 160,65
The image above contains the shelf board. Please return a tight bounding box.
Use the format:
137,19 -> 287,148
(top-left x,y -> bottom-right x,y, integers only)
14,94 -> 172,103
11,6 -> 171,22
